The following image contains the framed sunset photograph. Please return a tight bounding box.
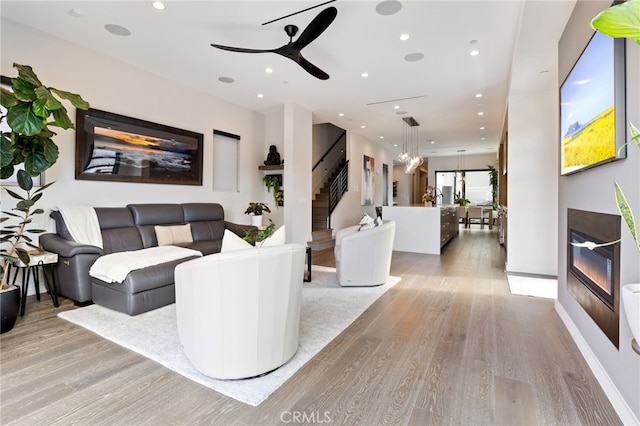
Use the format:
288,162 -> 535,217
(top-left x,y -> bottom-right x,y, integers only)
75,108 -> 203,185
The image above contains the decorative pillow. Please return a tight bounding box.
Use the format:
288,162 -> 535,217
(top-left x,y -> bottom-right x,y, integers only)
260,225 -> 286,247
221,229 -> 253,252
358,213 -> 375,231
155,224 -> 193,246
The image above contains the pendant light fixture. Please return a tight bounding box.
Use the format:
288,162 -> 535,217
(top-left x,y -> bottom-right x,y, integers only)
400,116 -> 422,174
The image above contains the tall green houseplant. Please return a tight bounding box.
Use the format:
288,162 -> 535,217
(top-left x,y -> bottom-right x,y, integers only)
1,63 -> 90,289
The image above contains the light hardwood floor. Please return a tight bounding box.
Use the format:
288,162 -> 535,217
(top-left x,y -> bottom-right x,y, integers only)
0,228 -> 621,425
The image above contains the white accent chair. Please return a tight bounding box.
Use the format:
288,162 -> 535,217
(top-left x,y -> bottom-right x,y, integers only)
174,243 -> 305,379
334,220 -> 395,286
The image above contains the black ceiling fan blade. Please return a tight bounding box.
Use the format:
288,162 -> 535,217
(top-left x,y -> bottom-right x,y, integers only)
210,44 -> 273,54
295,54 -> 330,80
291,6 -> 337,51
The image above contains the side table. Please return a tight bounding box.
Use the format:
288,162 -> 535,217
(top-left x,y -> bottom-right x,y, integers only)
8,250 -> 60,316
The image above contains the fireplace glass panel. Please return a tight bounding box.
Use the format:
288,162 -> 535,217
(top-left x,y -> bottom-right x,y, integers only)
569,230 -> 615,311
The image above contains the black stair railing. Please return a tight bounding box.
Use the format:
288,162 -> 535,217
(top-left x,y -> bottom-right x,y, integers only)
328,160 -> 349,227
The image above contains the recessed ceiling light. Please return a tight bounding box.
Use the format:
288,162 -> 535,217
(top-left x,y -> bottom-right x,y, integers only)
218,76 -> 234,83
68,8 -> 84,17
481,137 -> 486,140
430,140 -> 435,144
152,1 -> 165,10
475,93 -> 483,98
480,126 -> 485,130
104,24 -> 131,36
265,67 -> 273,73
380,136 -> 384,139
361,72 -> 369,78
376,0 -> 402,16
394,105 -> 400,109
393,143 -> 398,147
400,33 -> 409,41
405,52 -> 424,62
361,125 -> 366,129
257,93 -> 264,98
470,50 -> 480,56
339,113 -> 344,117
477,112 -> 484,116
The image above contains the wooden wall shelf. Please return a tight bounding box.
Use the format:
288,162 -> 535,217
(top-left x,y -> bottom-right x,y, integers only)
258,165 -> 284,171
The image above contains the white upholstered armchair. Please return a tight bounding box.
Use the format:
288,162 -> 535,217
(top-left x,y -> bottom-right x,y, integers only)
334,220 -> 395,286
174,243 -> 305,379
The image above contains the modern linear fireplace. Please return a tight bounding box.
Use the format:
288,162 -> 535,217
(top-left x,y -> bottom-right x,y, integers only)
567,209 -> 620,348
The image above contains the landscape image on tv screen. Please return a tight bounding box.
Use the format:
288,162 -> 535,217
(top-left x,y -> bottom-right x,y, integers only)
560,31 -> 618,175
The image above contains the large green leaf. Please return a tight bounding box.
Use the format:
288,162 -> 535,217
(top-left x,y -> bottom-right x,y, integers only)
7,102 -> 45,136
34,86 -> 63,110
10,78 -> 37,102
24,149 -> 53,175
0,135 -> 13,168
614,182 -> 639,252
50,88 -> 90,110
13,64 -> 42,87
0,87 -> 18,109
42,138 -> 59,164
0,165 -> 15,180
31,98 -> 52,119
51,106 -> 74,129
591,0 -> 640,44
16,169 -> 33,191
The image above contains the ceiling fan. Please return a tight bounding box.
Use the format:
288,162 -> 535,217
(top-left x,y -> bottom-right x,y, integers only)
211,6 -> 337,80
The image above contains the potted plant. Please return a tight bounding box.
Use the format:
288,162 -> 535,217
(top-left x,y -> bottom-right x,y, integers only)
263,174 -> 284,207
487,165 -> 498,209
1,63 -> 89,333
243,219 -> 276,246
590,1 -> 640,345
454,191 -> 470,206
244,202 -> 271,227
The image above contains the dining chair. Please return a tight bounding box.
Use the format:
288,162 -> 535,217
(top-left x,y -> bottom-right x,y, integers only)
467,206 -> 484,228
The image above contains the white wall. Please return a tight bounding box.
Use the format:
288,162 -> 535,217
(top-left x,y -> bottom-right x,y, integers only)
330,132 -> 395,231
506,87 -> 559,276
557,1 -> 640,421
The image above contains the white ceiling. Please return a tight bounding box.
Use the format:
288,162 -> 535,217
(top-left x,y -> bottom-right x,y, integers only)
0,0 -> 575,158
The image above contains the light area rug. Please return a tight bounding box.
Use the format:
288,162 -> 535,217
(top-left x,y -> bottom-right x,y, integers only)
57,265 -> 401,406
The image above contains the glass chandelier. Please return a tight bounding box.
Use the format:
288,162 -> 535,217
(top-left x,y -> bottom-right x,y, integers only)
398,116 -> 422,174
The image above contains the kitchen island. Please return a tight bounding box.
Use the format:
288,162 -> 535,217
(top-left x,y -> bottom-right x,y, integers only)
382,205 -> 458,255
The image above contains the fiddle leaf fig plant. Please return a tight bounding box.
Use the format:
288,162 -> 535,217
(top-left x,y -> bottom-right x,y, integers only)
1,63 -> 90,179
1,63 -> 90,290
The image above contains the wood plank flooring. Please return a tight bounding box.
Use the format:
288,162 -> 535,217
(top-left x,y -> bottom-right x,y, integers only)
0,228 -> 621,425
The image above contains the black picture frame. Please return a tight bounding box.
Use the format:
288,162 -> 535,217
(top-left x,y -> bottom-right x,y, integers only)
75,108 -> 203,185
559,30 -> 626,176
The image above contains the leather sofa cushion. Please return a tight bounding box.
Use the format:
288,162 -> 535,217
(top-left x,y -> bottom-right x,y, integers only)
128,204 -> 185,248
96,207 -> 144,254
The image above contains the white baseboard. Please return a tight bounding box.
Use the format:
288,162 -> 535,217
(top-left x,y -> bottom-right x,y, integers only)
507,273 -> 557,299
555,301 -> 639,425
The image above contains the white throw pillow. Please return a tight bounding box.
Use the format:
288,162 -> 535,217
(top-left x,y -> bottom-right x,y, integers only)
358,213 -> 375,231
155,224 -> 193,246
221,229 -> 252,252
260,225 -> 286,247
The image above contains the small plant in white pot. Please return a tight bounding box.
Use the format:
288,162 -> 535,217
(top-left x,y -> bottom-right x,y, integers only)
244,202 -> 271,227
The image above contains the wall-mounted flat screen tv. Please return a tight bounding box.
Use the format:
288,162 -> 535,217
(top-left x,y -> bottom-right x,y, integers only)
559,30 -> 626,176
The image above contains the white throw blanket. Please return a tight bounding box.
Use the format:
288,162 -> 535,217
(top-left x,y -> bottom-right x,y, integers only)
55,206 -> 103,248
89,246 -> 202,284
